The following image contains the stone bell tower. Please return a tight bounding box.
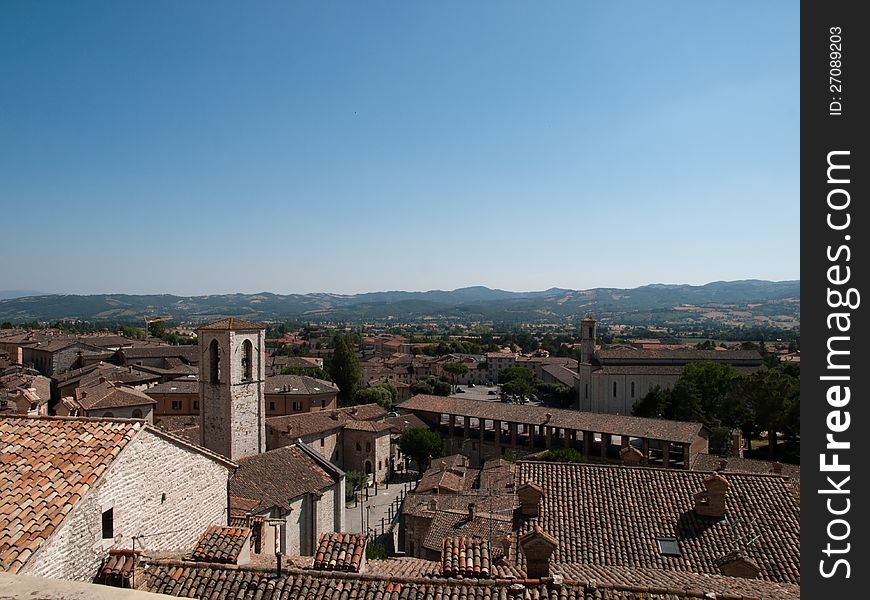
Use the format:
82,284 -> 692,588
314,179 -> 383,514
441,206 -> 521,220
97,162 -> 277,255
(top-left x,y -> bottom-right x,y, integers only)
579,315 -> 597,365
197,317 -> 266,460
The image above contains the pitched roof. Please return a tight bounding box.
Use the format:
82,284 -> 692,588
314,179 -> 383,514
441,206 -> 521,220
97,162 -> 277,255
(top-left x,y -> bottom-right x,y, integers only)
265,404 -> 386,439
0,416 -> 142,573
516,461 -> 800,584
197,318 -> 265,331
229,444 -> 337,513
140,560 -> 799,599
146,379 -> 200,395
399,395 -> 706,445
74,379 -> 157,411
265,374 -> 339,395
313,532 -> 367,572
441,537 -> 491,578
422,508 -> 513,553
190,525 -> 250,564
597,348 -> 762,364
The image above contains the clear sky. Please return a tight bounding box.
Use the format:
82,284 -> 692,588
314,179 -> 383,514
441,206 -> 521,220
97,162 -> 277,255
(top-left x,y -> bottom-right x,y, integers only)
0,1 -> 799,296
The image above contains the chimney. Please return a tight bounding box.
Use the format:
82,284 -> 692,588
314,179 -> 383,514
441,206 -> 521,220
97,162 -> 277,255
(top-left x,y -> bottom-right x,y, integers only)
497,534 -> 514,564
731,430 -> 744,458
693,472 -> 730,518
428,498 -> 438,511
771,462 -> 783,475
518,525 -> 558,579
619,445 -> 644,466
467,503 -> 476,519
716,551 -> 761,579
330,410 -> 340,420
543,413 -> 552,425
285,425 -> 293,434
716,459 -> 728,471
517,482 -> 545,519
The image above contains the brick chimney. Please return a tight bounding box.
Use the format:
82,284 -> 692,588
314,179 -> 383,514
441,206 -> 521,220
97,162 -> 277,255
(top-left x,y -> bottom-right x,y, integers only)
518,525 -> 558,579
619,445 -> 644,466
428,498 -> 438,511
467,503 -> 476,519
771,462 -> 783,475
716,551 -> 761,579
693,472 -> 730,518
517,482 -> 545,519
499,534 -> 514,563
731,430 -> 744,458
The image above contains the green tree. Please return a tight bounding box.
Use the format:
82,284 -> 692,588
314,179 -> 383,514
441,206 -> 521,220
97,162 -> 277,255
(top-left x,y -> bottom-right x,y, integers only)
632,385 -> 670,419
538,447 -> 586,463
738,368 -> 800,459
345,470 -> 368,502
354,385 -> 395,410
398,427 -> 443,471
410,379 -> 434,396
280,365 -> 332,381
329,334 -> 362,406
443,362 -> 470,391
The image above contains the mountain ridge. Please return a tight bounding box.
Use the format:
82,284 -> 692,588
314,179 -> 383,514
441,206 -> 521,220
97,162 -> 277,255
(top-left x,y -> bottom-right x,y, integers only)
0,280 -> 800,326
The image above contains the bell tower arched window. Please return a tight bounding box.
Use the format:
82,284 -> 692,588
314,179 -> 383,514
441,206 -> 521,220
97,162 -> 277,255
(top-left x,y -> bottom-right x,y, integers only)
209,339 -> 221,384
242,339 -> 253,381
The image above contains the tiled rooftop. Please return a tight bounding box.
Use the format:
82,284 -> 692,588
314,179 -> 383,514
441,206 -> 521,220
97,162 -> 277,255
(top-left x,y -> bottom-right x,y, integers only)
265,374 -> 338,395
197,318 -> 265,331
516,462 -> 800,585
140,559 -> 796,599
399,395 -> 706,444
265,404 -> 386,439
229,444 -> 337,513
441,537 -> 492,578
313,532 -> 367,572
0,416 -> 141,573
189,525 -> 250,564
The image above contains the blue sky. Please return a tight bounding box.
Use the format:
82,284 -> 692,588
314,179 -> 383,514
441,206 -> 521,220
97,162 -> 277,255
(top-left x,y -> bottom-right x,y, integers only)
0,1 -> 799,295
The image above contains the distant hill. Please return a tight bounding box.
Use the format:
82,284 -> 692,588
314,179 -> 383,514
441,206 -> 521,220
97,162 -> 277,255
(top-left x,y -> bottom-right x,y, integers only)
0,290 -> 47,300
0,280 -> 800,327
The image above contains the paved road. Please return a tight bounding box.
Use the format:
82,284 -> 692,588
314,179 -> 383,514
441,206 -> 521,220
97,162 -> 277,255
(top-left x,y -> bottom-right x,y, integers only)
345,478 -> 418,536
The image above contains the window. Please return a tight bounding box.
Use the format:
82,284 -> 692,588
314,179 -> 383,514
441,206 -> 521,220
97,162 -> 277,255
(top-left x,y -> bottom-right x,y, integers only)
320,436 -> 325,447
293,401 -> 302,411
193,400 -> 199,410
356,442 -> 362,451
378,460 -> 382,470
242,339 -> 253,381
631,381 -> 635,398
613,381 -> 617,398
585,384 -> 588,399
208,340 -> 221,384
366,442 -> 371,452
321,398 -> 327,409
269,401 -> 276,411
171,400 -> 182,411
656,537 -> 680,556
101,508 -> 114,539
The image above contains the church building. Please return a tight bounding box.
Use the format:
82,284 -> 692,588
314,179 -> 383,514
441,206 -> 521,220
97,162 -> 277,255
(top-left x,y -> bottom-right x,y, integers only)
575,316 -> 764,414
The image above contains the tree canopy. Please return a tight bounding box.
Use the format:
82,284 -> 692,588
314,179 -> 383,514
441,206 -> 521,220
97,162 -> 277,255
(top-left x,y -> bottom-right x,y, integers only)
328,334 -> 362,406
398,427 -> 443,471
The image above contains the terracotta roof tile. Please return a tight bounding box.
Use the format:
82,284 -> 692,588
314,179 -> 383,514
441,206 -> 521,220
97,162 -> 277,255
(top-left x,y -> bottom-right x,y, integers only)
229,444 -> 338,513
399,395 -> 706,444
197,318 -> 265,331
189,525 -> 250,564
441,537 -> 491,578
515,462 -> 800,585
0,416 -> 141,573
313,532 -> 367,572
140,559 -> 798,599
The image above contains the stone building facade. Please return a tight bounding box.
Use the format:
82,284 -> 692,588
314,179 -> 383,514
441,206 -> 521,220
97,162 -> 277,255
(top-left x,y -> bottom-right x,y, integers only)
575,317 -> 764,414
341,420 -> 393,482
1,417 -> 234,582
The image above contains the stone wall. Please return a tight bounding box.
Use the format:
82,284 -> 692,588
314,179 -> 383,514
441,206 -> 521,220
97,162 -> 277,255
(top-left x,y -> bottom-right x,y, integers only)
22,428 -> 231,582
